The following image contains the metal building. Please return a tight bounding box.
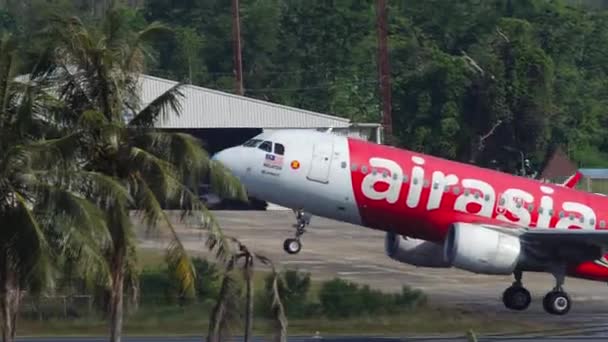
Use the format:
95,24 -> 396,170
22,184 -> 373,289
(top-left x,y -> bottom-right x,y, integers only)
139,74 -> 383,153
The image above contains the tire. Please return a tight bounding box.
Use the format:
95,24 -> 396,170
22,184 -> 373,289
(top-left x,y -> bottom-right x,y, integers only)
502,286 -> 531,311
543,291 -> 571,315
283,238 -> 301,254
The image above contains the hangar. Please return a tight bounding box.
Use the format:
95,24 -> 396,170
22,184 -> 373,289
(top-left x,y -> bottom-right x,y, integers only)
138,74 -> 383,155
137,74 -> 383,209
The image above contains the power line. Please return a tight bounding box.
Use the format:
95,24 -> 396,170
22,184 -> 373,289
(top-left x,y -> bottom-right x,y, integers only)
216,79 -> 380,93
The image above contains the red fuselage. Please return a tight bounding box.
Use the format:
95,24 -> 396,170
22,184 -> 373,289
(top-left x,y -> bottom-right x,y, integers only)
346,137 -> 608,282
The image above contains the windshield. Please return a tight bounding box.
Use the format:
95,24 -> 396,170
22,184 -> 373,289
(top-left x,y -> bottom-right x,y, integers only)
242,139 -> 262,147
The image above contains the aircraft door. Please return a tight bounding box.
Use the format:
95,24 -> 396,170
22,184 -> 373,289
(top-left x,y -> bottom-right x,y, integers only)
306,140 -> 334,184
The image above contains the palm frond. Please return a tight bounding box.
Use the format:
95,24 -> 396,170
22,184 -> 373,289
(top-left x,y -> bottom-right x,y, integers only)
132,173 -> 196,298
30,178 -> 116,289
128,82 -> 185,128
29,169 -> 132,212
142,170 -> 234,263
127,146 -> 234,263
209,160 -> 248,201
20,133 -> 82,170
10,190 -> 52,292
132,132 -> 208,189
132,131 -> 247,201
0,32 -> 17,115
128,146 -> 181,202
124,21 -> 174,72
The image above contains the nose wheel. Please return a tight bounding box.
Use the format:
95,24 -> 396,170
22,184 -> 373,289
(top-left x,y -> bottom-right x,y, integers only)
283,238 -> 302,254
283,209 -> 311,254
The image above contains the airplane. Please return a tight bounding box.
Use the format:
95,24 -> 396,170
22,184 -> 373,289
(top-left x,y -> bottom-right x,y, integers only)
211,129 -> 608,316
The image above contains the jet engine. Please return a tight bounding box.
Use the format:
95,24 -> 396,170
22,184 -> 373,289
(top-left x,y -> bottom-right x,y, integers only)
384,232 -> 451,268
443,222 -> 521,275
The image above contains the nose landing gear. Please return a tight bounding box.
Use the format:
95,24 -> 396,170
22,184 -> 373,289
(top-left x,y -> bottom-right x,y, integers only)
283,209 -> 311,254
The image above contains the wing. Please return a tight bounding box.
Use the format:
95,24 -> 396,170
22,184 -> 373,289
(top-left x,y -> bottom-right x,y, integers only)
519,228 -> 608,248
475,222 -> 608,261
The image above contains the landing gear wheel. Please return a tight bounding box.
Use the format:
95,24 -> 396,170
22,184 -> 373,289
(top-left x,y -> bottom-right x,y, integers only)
283,209 -> 311,254
283,238 -> 302,254
502,286 -> 531,311
543,291 -> 571,315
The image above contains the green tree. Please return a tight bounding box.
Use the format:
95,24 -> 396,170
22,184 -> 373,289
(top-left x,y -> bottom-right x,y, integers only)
45,6 -> 245,341
0,32 -> 111,342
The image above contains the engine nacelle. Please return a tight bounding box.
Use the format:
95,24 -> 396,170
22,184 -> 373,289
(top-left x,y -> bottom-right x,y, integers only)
443,222 -> 521,275
385,232 -> 451,268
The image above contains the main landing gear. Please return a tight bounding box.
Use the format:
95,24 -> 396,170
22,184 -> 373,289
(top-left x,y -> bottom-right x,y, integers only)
502,268 -> 571,315
502,270 -> 531,311
283,209 -> 311,255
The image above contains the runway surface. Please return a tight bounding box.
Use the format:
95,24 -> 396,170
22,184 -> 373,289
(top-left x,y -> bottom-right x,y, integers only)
134,210 -> 608,337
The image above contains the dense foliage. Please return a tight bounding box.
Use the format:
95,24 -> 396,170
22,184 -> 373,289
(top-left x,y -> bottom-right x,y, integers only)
256,269 -> 427,319
3,0 -> 608,172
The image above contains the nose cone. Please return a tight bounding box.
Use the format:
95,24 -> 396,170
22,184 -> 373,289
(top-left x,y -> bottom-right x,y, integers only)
211,148 -> 242,175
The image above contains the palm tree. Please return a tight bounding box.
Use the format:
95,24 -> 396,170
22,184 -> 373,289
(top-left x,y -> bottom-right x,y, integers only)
207,237 -> 287,342
0,32 -> 112,342
42,6 -> 245,342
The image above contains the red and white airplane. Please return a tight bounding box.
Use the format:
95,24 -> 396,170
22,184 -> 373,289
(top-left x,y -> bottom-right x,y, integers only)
212,129 -> 608,316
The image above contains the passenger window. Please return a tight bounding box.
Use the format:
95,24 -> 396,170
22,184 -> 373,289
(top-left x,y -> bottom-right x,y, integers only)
258,141 -> 272,152
274,143 -> 285,155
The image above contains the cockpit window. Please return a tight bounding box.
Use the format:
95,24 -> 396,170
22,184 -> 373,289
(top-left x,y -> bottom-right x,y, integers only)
274,143 -> 285,155
242,139 -> 262,147
258,141 -> 272,152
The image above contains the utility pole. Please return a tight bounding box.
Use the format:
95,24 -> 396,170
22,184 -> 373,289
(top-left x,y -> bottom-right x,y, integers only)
376,0 -> 392,142
232,0 -> 244,95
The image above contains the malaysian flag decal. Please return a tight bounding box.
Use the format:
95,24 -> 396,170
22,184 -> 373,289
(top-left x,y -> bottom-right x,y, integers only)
263,153 -> 284,170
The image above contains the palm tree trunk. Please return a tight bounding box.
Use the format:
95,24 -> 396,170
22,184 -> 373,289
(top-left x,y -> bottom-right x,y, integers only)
109,249 -> 125,342
207,274 -> 231,342
1,263 -> 20,342
243,256 -> 254,342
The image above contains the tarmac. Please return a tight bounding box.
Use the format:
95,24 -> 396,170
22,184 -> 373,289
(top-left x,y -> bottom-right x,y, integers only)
134,210 -> 608,338
16,336 -> 608,342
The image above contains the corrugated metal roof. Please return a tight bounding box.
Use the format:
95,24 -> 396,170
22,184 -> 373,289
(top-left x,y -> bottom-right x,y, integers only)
580,168 -> 608,179
139,75 -> 352,129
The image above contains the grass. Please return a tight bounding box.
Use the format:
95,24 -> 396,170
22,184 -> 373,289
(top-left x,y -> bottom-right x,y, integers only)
18,305 -> 549,337
17,247 -> 561,337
